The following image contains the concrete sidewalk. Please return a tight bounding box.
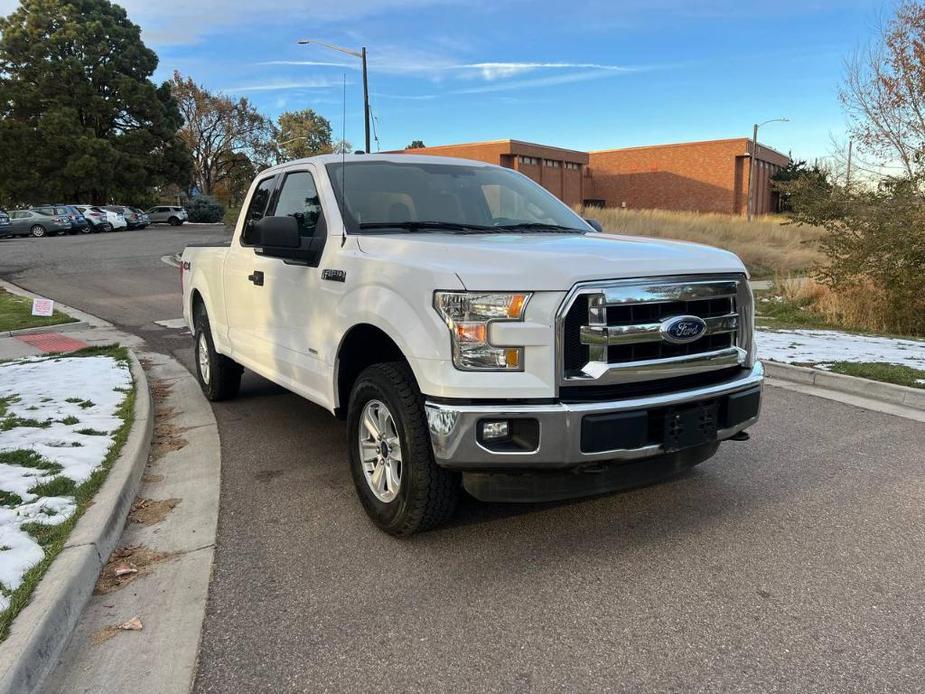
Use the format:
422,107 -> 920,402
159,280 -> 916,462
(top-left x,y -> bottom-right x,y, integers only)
0,286 -> 221,694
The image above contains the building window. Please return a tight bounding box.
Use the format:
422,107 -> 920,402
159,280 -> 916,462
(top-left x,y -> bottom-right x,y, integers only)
543,159 -> 561,168
518,156 -> 538,165
564,162 -> 581,170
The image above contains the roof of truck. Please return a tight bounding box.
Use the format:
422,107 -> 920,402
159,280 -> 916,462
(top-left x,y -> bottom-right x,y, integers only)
265,152 -> 497,173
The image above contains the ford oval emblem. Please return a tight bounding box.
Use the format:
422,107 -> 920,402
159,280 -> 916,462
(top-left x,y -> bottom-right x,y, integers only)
660,315 -> 708,344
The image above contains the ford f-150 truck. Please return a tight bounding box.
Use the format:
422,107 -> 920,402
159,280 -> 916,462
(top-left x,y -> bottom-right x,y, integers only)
181,153 -> 762,535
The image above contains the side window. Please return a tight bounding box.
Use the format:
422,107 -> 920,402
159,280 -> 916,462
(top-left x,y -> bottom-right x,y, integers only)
273,171 -> 322,237
241,176 -> 276,245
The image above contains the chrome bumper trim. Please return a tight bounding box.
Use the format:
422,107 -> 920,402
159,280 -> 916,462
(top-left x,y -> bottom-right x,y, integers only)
426,362 -> 763,469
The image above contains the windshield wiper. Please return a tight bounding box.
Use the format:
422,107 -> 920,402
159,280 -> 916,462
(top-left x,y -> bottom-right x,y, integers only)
490,223 -> 587,233
358,221 -> 492,232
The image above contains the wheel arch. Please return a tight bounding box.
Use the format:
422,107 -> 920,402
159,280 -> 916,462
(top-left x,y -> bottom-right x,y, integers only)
334,323 -> 411,419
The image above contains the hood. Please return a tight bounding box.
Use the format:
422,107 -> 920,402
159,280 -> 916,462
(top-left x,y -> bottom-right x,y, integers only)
355,232 -> 747,291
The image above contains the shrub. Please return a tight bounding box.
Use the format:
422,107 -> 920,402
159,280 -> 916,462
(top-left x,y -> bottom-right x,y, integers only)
186,195 -> 225,223
786,175 -> 925,336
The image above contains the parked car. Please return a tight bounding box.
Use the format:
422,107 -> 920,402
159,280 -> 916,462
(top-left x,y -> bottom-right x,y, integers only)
147,205 -> 188,226
44,204 -> 90,234
0,209 -> 11,238
180,154 -> 762,536
129,207 -> 150,228
9,208 -> 72,237
74,205 -> 113,232
100,207 -> 127,230
105,205 -> 144,230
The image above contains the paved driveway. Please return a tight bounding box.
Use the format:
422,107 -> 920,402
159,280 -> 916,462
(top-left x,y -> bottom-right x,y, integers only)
2,229 -> 923,692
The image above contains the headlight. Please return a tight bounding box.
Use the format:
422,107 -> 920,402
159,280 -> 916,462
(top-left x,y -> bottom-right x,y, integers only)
433,291 -> 531,371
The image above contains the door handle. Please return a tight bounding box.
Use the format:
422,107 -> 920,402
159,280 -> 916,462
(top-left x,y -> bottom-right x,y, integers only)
248,271 -> 264,286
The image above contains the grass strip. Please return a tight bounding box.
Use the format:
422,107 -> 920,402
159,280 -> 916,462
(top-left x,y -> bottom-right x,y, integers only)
827,361 -> 925,389
0,288 -> 76,333
0,345 -> 135,641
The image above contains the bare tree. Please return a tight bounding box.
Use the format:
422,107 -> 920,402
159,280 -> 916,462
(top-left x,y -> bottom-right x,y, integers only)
841,2 -> 925,178
170,72 -> 276,196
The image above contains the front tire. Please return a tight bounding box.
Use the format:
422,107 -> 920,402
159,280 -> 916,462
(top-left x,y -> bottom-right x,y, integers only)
30,225 -> 46,238
347,362 -> 459,536
194,311 -> 242,401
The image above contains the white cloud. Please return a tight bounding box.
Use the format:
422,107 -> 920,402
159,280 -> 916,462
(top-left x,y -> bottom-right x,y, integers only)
222,78 -> 347,93
457,62 -> 636,80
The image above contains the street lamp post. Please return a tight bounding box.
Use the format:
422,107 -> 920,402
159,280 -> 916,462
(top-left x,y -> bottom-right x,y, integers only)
297,39 -> 370,154
747,118 -> 789,221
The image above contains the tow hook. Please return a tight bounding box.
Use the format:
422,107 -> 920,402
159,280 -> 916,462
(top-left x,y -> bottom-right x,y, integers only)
729,431 -> 750,442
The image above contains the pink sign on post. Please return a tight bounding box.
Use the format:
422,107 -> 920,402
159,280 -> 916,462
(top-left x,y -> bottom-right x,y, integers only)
31,298 -> 54,317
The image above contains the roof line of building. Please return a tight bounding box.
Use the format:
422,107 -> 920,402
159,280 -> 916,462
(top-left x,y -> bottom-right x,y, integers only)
590,137 -> 790,162
588,137 -> 751,154
400,138 -> 588,156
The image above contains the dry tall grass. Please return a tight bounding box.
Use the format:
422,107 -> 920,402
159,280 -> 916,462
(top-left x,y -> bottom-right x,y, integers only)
580,206 -> 826,278
774,275 -> 913,335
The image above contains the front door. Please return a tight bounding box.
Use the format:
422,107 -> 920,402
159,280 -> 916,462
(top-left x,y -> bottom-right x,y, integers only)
223,167 -> 331,406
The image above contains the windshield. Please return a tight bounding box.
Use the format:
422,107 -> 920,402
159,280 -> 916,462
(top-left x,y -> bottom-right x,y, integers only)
325,160 -> 589,234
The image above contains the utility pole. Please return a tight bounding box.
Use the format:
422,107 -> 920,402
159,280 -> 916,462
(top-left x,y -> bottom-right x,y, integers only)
361,47 -> 370,154
297,39 -> 371,154
746,117 -> 789,221
747,123 -> 759,223
846,139 -> 853,190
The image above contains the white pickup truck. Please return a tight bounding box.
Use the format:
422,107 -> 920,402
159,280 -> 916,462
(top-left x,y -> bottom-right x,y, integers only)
181,153 -> 762,535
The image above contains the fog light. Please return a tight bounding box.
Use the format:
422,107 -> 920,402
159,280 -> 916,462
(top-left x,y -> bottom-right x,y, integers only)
480,420 -> 510,441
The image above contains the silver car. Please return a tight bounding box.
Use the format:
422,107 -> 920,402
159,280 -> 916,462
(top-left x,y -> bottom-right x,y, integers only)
146,205 -> 188,225
9,209 -> 72,237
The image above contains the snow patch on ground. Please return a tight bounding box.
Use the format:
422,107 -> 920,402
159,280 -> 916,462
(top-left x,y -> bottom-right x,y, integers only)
757,328 -> 925,369
0,355 -> 131,610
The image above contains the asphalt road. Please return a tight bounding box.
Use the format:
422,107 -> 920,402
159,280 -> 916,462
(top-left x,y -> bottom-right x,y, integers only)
2,229 -> 924,692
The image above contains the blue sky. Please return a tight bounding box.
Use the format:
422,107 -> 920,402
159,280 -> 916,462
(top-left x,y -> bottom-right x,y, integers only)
3,0 -> 887,159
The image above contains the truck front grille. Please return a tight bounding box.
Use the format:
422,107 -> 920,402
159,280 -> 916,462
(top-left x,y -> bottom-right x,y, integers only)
559,276 -> 752,389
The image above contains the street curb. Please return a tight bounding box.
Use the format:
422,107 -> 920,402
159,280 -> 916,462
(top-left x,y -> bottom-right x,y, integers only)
0,350 -> 153,694
3,321 -> 90,337
764,361 -> 925,411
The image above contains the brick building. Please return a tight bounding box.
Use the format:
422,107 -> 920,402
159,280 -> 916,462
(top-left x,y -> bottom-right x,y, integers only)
586,138 -> 790,215
395,137 -> 789,215
391,140 -> 589,207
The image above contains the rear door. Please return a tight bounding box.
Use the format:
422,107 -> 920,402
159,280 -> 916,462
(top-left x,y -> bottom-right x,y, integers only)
10,211 -> 32,234
222,174 -> 278,359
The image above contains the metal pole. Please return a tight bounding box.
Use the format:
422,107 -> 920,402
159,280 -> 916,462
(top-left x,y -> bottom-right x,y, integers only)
362,47 -> 370,154
846,139 -> 853,190
747,123 -> 758,222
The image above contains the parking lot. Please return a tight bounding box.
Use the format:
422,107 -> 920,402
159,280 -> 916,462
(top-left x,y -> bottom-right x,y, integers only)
1,228 -> 923,692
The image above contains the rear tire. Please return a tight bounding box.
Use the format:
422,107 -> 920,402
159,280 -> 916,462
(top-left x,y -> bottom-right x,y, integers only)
347,362 -> 459,536
193,310 -> 242,401
30,225 -> 46,238
168,216 -> 181,226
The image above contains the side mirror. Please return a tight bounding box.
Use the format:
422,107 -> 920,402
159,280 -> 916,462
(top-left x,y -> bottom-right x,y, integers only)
584,218 -> 604,232
255,215 -> 300,248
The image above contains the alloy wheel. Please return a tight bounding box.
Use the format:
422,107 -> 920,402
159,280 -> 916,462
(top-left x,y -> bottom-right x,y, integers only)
358,399 -> 403,503
197,332 -> 211,385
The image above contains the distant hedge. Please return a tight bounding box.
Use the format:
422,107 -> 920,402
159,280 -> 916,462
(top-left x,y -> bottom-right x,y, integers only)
187,195 -> 225,223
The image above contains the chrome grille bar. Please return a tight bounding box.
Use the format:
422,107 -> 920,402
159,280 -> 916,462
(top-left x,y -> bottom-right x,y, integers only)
580,313 -> 739,346
602,280 -> 739,306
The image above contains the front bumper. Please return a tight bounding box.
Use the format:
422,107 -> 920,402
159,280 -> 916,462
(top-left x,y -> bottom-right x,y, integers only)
425,362 -> 763,470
